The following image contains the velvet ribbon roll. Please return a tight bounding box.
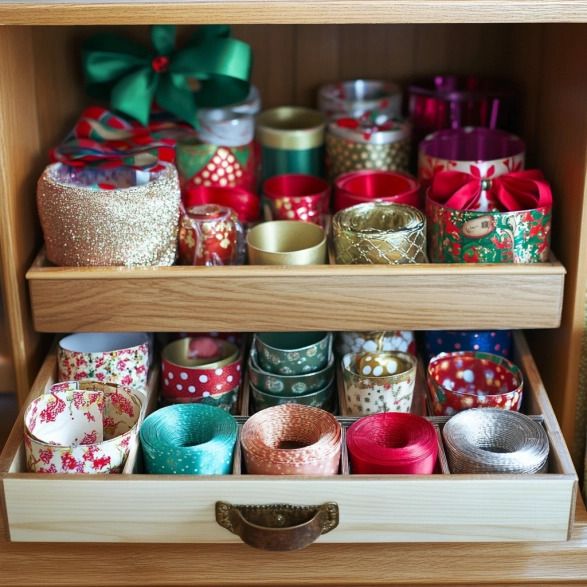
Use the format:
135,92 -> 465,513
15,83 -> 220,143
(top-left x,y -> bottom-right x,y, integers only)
37,162 -> 181,267
24,381 -> 143,474
334,170 -> 421,212
332,202 -> 427,264
347,413 -> 438,474
409,76 -> 514,142
424,330 -> 513,362
58,332 -> 150,390
326,117 -> 411,178
241,404 -> 342,475
178,204 -> 245,266
263,174 -> 330,225
256,107 -> 326,180
427,351 -> 523,416
140,404 -> 238,475
442,408 -> 549,474
161,337 -> 241,406
418,127 -> 525,203
427,169 -> 552,263
182,185 -> 260,224
318,79 -> 402,121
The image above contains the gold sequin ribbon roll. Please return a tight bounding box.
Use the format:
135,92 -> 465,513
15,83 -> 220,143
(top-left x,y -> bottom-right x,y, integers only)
332,202 -> 427,264
37,162 -> 180,266
442,408 -> 550,474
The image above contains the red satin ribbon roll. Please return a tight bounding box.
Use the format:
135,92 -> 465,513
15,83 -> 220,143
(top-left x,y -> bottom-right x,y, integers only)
263,174 -> 330,224
334,170 -> 421,212
183,185 -> 260,224
429,169 -> 553,212
347,413 -> 438,474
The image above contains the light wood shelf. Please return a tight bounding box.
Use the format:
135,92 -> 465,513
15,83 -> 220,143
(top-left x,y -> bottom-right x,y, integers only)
0,0 -> 586,25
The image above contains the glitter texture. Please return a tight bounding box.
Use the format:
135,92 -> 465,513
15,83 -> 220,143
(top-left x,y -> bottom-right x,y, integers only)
37,162 -> 181,266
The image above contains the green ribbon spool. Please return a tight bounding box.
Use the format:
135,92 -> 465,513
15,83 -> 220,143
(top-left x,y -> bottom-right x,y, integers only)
260,146 -> 325,181
83,25 -> 252,128
140,404 -> 238,475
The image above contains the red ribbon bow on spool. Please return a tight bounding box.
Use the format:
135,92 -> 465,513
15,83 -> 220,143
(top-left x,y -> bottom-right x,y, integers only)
429,169 -> 553,212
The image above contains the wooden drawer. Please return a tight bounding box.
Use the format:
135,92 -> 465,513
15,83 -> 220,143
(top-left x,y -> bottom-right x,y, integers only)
0,332 -> 577,545
26,250 -> 565,332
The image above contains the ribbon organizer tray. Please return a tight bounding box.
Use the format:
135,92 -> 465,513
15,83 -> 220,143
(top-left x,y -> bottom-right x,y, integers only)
0,333 -> 577,546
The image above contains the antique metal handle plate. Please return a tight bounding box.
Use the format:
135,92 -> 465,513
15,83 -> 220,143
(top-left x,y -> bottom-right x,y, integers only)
215,501 -> 339,551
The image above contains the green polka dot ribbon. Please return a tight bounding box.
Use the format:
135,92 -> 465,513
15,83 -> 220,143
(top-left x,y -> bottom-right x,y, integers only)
140,404 -> 238,475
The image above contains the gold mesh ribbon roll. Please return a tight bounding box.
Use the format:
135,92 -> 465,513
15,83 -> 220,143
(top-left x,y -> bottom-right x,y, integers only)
332,202 -> 427,264
37,163 -> 180,266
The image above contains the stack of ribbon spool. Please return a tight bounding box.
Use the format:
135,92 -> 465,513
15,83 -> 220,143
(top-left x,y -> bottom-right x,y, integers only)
346,412 -> 438,474
24,381 -> 143,474
161,336 -> 243,412
241,404 -> 342,475
140,403 -> 239,475
248,333 -> 335,412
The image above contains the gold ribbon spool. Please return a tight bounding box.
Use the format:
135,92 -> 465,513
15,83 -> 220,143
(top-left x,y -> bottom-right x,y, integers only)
162,338 -> 239,369
256,107 -> 326,150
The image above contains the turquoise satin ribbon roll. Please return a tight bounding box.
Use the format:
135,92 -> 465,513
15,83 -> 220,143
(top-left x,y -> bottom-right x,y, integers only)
261,146 -> 325,180
140,404 -> 238,475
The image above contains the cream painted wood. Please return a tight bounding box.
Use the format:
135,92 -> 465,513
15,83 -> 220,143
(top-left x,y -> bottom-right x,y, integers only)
26,252 -> 565,332
0,0 -> 585,25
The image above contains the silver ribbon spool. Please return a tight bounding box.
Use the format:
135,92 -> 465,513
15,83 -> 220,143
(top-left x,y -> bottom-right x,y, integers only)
442,408 -> 549,474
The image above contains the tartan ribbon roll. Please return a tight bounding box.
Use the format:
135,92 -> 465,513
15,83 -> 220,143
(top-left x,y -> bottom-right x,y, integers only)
347,413 -> 438,474
442,408 -> 549,474
24,381 -> 143,474
140,404 -> 238,475
332,202 -> 427,264
241,404 -> 342,475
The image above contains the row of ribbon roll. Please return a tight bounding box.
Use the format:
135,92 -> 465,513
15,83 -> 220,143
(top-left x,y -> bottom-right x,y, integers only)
24,329 -> 549,476
37,70 -> 551,268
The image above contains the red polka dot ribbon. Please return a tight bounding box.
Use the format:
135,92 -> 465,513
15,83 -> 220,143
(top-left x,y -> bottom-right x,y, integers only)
347,412 -> 438,475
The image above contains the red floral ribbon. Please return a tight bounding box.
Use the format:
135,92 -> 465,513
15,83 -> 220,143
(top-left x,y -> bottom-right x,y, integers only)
50,106 -> 191,170
347,412 -> 438,475
429,169 -> 552,212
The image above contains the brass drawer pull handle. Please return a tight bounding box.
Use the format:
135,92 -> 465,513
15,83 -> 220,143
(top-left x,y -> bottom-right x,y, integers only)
215,501 -> 339,551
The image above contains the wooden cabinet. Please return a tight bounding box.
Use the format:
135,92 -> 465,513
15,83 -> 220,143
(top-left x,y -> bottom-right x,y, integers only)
0,2 -> 586,585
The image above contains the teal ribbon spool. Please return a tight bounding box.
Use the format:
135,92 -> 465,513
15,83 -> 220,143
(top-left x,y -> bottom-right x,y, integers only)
260,145 -> 325,180
140,404 -> 238,475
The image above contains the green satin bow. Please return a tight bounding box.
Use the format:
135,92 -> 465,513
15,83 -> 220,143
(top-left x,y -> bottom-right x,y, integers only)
83,25 -> 252,128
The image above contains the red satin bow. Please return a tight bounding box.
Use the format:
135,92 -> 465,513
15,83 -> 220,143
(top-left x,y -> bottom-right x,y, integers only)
429,169 -> 553,212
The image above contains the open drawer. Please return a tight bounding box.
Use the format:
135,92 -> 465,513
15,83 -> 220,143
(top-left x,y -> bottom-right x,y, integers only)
26,250 -> 565,332
0,332 -> 577,545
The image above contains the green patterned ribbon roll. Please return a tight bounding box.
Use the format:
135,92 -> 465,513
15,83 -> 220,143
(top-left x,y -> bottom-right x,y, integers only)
140,404 -> 238,474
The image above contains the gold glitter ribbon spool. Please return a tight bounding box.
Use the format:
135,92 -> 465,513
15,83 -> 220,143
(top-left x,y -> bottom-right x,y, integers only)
256,107 -> 325,150
332,202 -> 427,264
247,220 -> 327,265
37,162 -> 180,266
241,404 -> 342,475
442,408 -> 550,474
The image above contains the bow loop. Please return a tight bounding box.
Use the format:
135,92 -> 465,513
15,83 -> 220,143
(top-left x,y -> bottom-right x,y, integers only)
430,169 -> 552,212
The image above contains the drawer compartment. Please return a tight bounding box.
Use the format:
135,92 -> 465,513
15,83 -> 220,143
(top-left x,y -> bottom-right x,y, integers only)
0,333 -> 577,544
26,250 -> 565,332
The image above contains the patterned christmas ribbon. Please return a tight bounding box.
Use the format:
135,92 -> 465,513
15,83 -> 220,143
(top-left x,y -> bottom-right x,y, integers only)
424,330 -> 513,362
178,204 -> 245,266
427,351 -> 523,416
263,174 -> 330,225
442,408 -> 549,474
240,404 -> 342,475
140,404 -> 238,474
426,169 -> 552,263
409,75 -> 514,142
334,170 -> 421,212
342,351 -> 417,416
418,127 -> 525,209
318,79 -> 402,121
347,413 -> 438,474
24,381 -> 143,474
250,380 -> 335,413
58,332 -> 150,390
37,162 -> 181,267
336,331 -> 417,357
183,185 -> 260,224
83,25 -> 252,128
332,202 -> 427,265
161,337 -> 242,406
